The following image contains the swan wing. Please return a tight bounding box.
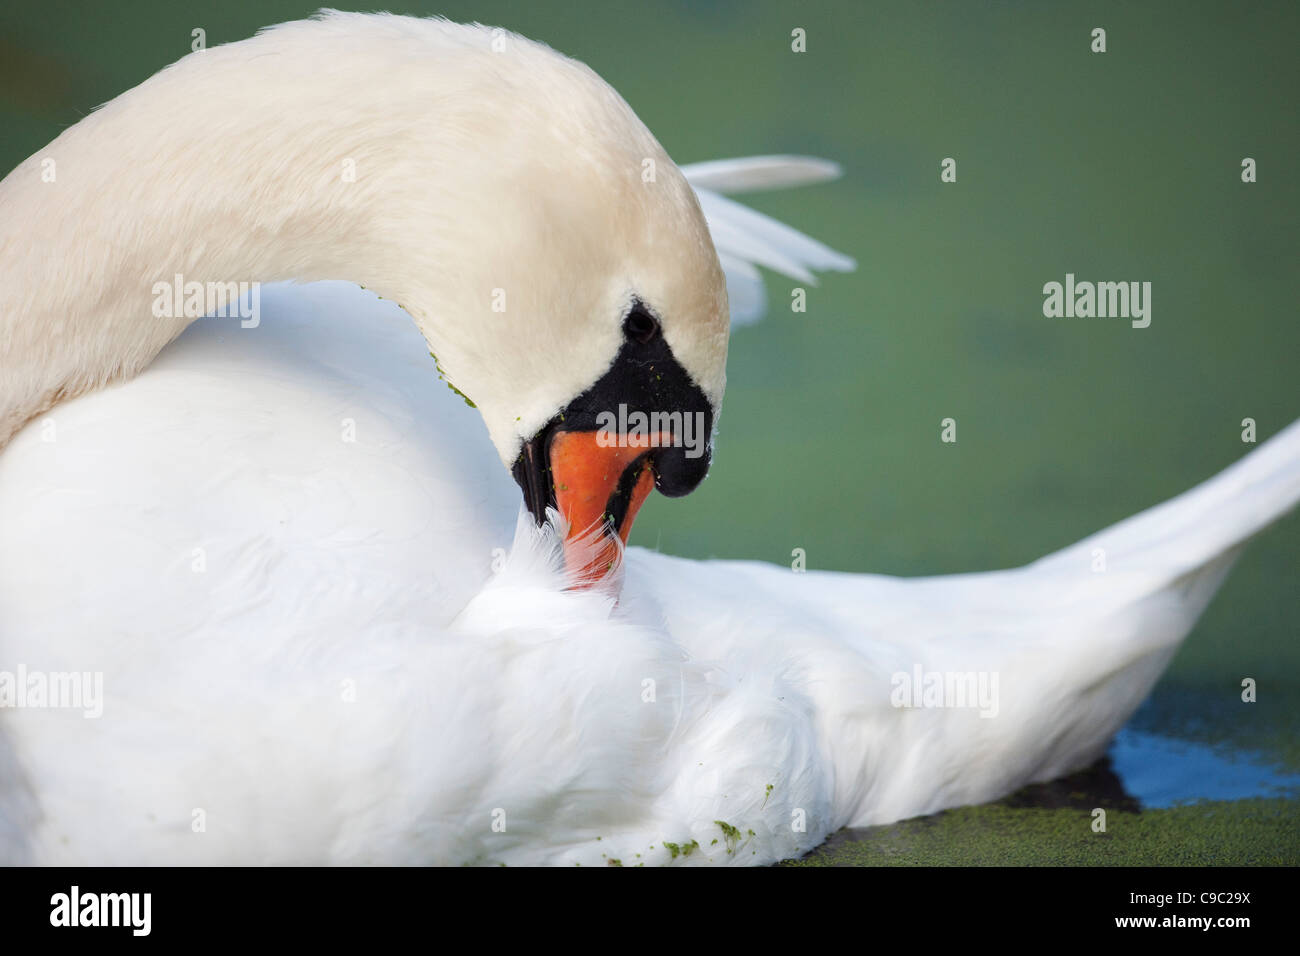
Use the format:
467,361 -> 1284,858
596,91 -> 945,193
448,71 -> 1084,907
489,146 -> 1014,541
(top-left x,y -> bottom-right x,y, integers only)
682,156 -> 856,325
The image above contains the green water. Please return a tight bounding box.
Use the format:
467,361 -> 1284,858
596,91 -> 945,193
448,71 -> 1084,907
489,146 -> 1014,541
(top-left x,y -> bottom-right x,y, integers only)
3,0 -> 1296,863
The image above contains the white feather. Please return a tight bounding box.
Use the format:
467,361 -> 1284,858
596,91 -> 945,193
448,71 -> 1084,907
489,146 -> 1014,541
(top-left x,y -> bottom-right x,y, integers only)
681,155 -> 845,194
2,282 -> 1298,864
688,184 -> 855,326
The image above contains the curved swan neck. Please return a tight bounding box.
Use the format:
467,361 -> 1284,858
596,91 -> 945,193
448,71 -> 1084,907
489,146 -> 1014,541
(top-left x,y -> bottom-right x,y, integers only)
0,19 -> 477,447
0,13 -> 723,462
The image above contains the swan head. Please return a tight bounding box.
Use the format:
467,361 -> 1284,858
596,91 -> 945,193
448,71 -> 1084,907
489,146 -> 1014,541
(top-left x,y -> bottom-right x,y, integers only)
508,289 -> 723,586
374,23 -> 730,584
481,157 -> 727,585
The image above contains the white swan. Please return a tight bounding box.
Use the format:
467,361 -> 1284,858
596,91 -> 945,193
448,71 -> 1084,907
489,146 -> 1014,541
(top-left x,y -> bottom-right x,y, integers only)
1,12 -> 1296,866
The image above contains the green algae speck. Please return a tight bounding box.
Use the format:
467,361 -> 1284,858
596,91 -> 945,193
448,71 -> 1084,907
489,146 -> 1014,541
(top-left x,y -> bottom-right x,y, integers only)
715,820 -> 742,853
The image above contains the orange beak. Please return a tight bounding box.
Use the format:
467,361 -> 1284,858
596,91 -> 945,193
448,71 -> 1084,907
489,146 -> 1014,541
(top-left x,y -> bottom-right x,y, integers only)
548,430 -> 665,587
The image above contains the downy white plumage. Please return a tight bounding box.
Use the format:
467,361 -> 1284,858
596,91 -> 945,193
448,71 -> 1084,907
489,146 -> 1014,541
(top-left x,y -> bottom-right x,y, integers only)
0,12 -> 1296,865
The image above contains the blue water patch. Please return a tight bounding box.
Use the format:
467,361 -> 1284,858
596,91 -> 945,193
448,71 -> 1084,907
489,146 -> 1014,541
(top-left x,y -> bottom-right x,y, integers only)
1109,728 -> 1300,808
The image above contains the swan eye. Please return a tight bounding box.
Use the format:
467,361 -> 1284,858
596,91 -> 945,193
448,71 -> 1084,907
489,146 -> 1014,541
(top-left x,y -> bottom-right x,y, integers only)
623,303 -> 660,345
